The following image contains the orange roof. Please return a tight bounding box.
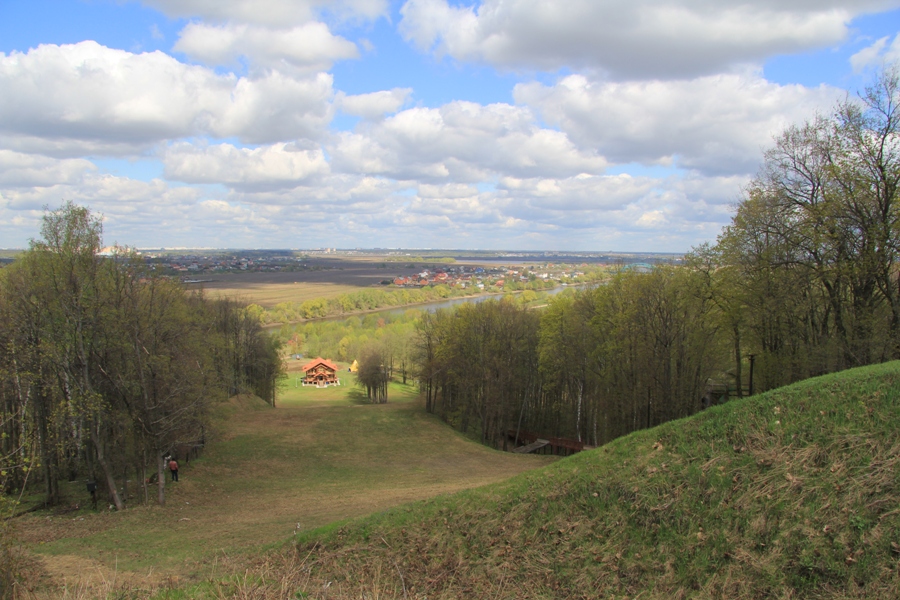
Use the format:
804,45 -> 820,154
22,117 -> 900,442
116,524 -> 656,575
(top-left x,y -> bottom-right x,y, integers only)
301,357 -> 339,372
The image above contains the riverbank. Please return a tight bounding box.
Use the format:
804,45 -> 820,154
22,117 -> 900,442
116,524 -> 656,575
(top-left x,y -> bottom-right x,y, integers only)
260,284 -> 589,329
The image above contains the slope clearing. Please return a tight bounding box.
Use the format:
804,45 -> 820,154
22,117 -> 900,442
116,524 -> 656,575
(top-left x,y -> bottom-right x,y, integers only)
230,362 -> 900,599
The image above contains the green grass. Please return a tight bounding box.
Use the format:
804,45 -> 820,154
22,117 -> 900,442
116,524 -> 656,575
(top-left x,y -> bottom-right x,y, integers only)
16,374 -> 553,596
226,362 -> 900,599
21,363 -> 900,599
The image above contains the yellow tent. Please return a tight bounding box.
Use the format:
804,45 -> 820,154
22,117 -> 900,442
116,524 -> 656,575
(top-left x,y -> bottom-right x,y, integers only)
350,359 -> 359,372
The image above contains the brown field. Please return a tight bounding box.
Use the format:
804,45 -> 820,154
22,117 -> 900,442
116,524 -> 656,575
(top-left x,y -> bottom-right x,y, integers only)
185,258 -> 425,307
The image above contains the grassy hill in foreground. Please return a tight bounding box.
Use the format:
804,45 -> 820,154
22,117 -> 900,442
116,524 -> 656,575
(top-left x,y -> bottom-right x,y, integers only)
222,362 -> 900,599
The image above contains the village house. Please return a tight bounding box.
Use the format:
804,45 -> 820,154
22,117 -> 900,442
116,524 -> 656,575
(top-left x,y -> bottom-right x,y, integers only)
301,357 -> 340,387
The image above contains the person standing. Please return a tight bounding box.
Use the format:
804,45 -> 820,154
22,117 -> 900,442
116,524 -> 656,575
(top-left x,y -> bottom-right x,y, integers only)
168,458 -> 179,482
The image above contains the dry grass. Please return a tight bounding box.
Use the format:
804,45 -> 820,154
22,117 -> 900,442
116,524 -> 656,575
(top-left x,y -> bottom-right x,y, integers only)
196,281 -> 364,308
185,259 -> 424,307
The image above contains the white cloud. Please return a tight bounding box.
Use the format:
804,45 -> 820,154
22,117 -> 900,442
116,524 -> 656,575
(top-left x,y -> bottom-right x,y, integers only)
499,173 -> 656,212
417,183 -> 479,199
0,165 -> 744,250
0,150 -> 96,187
337,89 -> 412,120
331,101 -> 607,181
226,174 -> 402,209
515,72 -> 841,175
850,35 -> 900,72
174,22 -> 359,73
0,42 -> 335,154
163,141 -> 330,190
212,71 -> 335,143
142,0 -> 389,26
399,0 -> 900,78
0,173 -> 201,214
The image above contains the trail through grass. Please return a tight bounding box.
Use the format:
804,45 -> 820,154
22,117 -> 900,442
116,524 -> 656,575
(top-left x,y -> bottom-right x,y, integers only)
16,375 -> 554,593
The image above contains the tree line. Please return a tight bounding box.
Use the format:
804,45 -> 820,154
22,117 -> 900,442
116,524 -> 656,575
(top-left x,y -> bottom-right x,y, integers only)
0,203 -> 283,510
416,67 -> 900,450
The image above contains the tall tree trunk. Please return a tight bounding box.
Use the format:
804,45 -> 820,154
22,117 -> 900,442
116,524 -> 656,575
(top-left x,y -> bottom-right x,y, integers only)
91,421 -> 124,511
157,452 -> 167,506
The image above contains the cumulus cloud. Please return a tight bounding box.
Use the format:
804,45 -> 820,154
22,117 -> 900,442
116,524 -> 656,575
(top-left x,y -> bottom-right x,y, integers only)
378,169 -> 742,249
515,72 -> 842,175
142,0 -> 389,26
174,22 -> 358,72
163,141 -> 330,190
0,150 -> 96,187
0,173 -> 201,213
213,71 -> 335,143
850,35 -> 900,72
499,173 -> 656,213
337,88 -> 412,120
399,0 -> 899,79
0,42 -> 335,154
330,101 -> 607,181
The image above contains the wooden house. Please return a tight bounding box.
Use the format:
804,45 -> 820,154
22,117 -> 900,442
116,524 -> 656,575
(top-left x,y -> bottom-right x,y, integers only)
301,357 -> 340,387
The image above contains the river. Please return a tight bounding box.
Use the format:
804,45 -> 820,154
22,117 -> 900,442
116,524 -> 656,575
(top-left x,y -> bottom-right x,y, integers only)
378,284 -> 582,317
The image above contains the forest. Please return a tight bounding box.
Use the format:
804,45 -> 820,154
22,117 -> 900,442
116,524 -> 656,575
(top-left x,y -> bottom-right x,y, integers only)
0,204 -> 283,510
416,68 -> 900,449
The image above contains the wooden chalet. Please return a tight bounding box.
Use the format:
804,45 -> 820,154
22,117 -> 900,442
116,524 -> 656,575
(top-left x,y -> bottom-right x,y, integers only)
301,357 -> 340,387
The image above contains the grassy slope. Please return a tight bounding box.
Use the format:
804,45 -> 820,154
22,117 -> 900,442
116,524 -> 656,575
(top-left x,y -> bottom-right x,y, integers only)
16,373 -> 553,595
227,362 -> 900,599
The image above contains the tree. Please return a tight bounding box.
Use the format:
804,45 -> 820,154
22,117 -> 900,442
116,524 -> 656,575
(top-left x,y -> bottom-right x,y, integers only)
356,344 -> 389,403
712,64 -> 900,387
0,203 -> 282,509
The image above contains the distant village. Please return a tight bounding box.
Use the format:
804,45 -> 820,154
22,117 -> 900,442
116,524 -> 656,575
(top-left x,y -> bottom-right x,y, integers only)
390,264 -> 589,290
139,252 -> 310,277
92,249 -> 676,289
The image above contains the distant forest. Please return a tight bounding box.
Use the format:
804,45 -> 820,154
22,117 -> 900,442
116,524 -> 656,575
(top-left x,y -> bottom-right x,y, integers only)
414,68 -> 900,449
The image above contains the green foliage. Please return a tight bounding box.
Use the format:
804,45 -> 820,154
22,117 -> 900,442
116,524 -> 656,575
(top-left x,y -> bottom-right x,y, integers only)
705,65 -> 900,384
277,309 -> 419,375
418,269 -> 720,448
355,346 -> 389,403
417,298 -> 541,446
0,203 -> 283,513
261,285 -> 477,324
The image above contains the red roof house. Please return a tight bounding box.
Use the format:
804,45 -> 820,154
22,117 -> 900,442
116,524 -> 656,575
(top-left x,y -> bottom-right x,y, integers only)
301,357 -> 340,387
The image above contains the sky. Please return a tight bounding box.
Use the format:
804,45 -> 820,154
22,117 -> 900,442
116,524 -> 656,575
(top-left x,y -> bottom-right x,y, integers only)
1,1 -> 900,251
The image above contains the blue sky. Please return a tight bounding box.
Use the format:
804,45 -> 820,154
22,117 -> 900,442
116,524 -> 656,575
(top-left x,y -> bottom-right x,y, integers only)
1,0 -> 899,251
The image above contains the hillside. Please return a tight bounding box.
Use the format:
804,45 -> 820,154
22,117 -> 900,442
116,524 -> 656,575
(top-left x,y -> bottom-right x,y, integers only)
231,362 -> 900,599
12,379 -> 553,597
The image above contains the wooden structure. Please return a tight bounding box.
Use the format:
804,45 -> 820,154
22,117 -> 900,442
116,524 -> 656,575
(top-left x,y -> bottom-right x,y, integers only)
301,357 -> 340,387
507,430 -> 585,456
